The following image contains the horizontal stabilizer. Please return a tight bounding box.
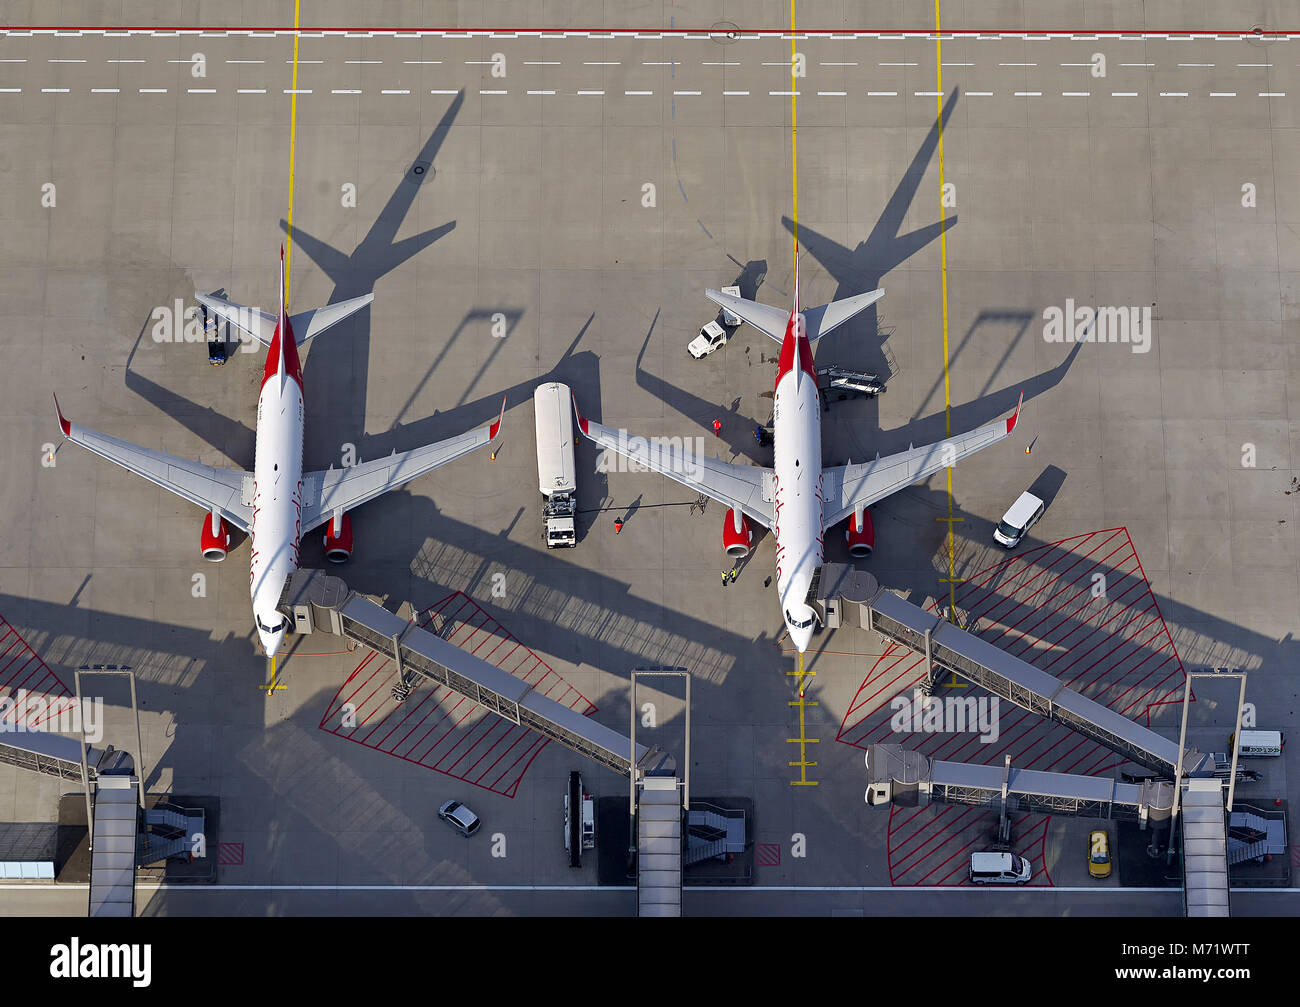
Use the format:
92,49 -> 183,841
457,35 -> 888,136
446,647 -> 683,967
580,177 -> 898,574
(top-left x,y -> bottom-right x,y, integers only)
801,288 -> 885,342
195,294 -> 276,347
704,287 -> 885,344
288,293 -> 375,344
704,288 -> 789,340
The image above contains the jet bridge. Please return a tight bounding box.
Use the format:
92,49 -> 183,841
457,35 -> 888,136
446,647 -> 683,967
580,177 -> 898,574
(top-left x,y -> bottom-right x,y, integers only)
865,743 -> 1176,825
277,569 -> 672,778
813,565 -> 1211,779
278,569 -> 692,916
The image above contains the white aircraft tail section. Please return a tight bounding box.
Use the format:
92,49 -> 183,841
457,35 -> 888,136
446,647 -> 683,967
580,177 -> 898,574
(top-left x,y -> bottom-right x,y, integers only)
194,292 -> 374,348
704,287 -> 885,344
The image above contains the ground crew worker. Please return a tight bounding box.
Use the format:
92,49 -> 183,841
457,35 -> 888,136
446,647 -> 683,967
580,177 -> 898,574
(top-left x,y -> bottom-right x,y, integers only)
712,418 -> 722,437
614,517 -> 623,534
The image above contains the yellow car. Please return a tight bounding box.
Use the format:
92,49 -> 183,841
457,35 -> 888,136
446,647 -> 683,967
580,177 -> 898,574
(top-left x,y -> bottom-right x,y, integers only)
1088,829 -> 1112,879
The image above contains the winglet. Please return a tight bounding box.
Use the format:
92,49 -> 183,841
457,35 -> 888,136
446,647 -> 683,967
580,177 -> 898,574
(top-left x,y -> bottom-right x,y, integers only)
571,391 -> 589,436
489,394 -> 506,441
1005,390 -> 1024,436
52,393 -> 71,438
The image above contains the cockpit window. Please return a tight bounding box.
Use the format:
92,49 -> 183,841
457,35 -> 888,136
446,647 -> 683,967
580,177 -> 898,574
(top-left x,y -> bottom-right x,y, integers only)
257,615 -> 285,634
785,610 -> 815,630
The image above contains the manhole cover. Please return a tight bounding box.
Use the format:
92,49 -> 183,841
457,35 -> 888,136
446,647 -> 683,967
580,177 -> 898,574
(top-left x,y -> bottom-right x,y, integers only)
406,160 -> 434,185
710,20 -> 741,45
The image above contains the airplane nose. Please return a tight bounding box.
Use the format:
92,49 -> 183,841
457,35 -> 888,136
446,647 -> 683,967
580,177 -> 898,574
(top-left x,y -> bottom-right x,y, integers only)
789,624 -> 813,654
260,630 -> 283,659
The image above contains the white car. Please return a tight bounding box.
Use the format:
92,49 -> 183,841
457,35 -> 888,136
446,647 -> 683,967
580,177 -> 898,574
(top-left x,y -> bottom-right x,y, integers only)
688,320 -> 729,359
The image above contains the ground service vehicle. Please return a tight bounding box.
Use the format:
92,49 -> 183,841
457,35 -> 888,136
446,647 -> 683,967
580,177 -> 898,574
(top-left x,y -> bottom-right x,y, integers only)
534,382 -> 577,548
969,851 -> 1032,884
993,491 -> 1046,548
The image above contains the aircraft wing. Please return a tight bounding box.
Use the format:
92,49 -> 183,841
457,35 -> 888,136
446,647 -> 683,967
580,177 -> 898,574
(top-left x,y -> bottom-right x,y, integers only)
53,395 -> 252,532
300,397 -> 504,532
572,398 -> 773,528
822,392 -> 1023,530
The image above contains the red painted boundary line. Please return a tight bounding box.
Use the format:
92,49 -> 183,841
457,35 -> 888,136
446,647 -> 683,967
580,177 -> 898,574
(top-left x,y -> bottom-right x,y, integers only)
0,27 -> 1295,36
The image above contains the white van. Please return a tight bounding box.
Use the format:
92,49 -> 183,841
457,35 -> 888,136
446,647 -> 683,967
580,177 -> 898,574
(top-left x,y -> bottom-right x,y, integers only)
993,491 -> 1045,548
1231,730 -> 1283,757
969,851 -> 1032,885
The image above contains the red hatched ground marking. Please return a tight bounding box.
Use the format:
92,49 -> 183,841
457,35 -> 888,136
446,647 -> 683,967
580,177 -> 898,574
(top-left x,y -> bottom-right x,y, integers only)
755,843 -> 782,867
0,613 -> 75,729
319,591 -> 596,798
217,842 -> 244,866
837,528 -> 1190,886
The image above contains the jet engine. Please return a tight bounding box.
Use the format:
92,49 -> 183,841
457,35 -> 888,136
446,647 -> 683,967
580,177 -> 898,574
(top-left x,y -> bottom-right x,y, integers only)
846,508 -> 875,558
722,508 -> 753,558
200,512 -> 230,561
323,513 -> 354,563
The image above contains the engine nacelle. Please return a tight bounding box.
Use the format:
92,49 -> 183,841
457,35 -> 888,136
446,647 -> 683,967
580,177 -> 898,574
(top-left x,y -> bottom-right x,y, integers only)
323,512 -> 354,563
722,508 -> 753,558
200,512 -> 230,562
846,508 -> 875,558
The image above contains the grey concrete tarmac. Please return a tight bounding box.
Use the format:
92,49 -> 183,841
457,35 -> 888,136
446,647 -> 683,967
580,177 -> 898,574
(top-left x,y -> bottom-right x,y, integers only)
0,8 -> 1296,916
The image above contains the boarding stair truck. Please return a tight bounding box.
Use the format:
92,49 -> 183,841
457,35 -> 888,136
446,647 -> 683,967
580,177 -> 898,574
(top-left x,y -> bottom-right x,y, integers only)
534,381 -> 577,548
565,770 -> 595,867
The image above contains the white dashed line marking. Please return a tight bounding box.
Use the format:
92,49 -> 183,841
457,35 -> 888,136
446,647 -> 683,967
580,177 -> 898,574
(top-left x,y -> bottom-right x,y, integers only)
47,59 -> 86,63
583,61 -> 621,65
625,90 -> 653,95
527,89 -> 556,95
1014,91 -> 1042,96
915,90 -> 942,96
479,89 -> 506,94
284,89 -> 312,94
1111,92 -> 1139,96
106,59 -> 146,63
1260,92 -> 1286,97
1178,63 -> 1215,67
188,88 -> 216,93
0,87 -> 21,93
90,88 -> 119,93
820,61 -> 858,66
1238,63 -> 1271,67
818,90 -> 847,96
880,62 -> 918,67
722,90 -> 750,96
1210,92 -> 1237,97
523,61 -> 561,65
577,89 -> 604,95
1160,92 -> 1189,97
867,91 -> 898,96
1063,91 -> 1091,97
138,88 -> 166,93
703,62 -> 740,67
1120,63 -> 1155,68
225,59 -> 265,64
770,90 -> 800,96
966,91 -> 994,96
345,60 -> 382,65
41,88 -> 69,93
238,88 -> 267,94
332,88 -> 361,94
673,90 -> 701,95
429,89 -> 459,94
403,60 -> 442,65
1000,62 -> 1038,67
383,89 -> 411,94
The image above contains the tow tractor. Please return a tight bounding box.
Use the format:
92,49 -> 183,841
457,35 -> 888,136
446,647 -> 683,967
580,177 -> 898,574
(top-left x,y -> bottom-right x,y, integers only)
204,304 -> 227,365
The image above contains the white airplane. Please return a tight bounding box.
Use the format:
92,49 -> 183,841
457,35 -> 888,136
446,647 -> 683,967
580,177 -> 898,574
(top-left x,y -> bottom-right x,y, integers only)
54,248 -> 503,669
572,257 -> 1022,653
